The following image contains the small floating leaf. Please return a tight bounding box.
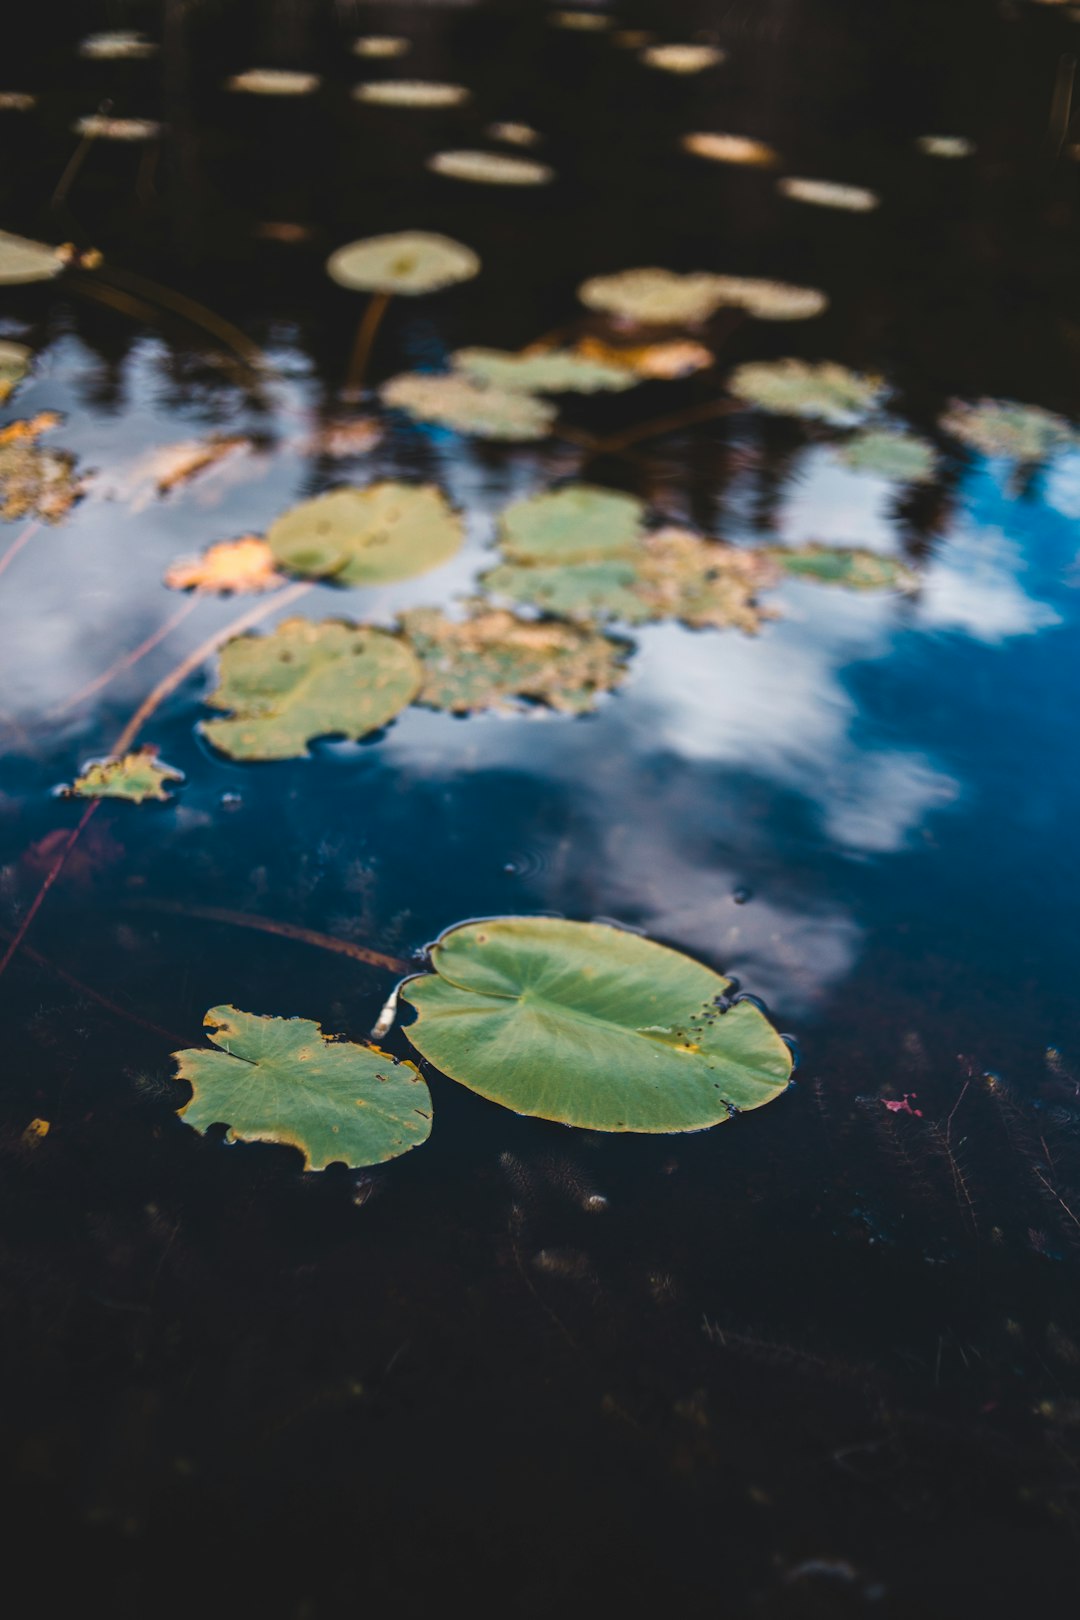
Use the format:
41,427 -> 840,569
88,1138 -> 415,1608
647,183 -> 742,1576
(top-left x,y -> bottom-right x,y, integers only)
354,80 -> 469,107
225,69 -> 319,95
451,346 -> 638,395
267,482 -> 463,587
165,537 -> 285,595
710,275 -> 828,321
0,93 -> 37,111
381,372 -> 555,439
0,412 -> 84,522
487,121 -> 541,146
0,229 -> 65,285
73,115 -> 161,140
326,230 -> 479,295
574,336 -> 714,378
69,748 -> 183,803
174,1006 -> 432,1170
352,36 -> 410,58
939,398 -> 1076,461
765,544 -> 917,591
402,604 -> 631,714
401,917 -> 792,1132
499,484 -> 645,563
427,149 -> 553,185
79,31 -> 157,59
202,618 -> 422,761
682,131 -> 780,166
728,358 -> 885,424
916,135 -> 975,158
0,339 -> 32,402
577,267 -> 731,326
777,176 -> 879,211
641,44 -> 725,73
550,11 -> 612,30
834,428 -> 938,484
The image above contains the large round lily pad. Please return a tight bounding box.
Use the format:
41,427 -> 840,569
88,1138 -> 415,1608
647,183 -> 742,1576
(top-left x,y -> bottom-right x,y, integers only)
499,484 -> 646,562
174,1006 -> 432,1169
401,917 -> 792,1132
381,372 -> 555,439
0,230 -> 65,285
326,231 -> 479,295
267,482 -> 463,586
451,347 -> 637,395
202,617 -> 422,760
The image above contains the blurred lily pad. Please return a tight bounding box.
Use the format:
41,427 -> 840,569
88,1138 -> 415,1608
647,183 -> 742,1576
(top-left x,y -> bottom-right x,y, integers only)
550,11 -> 612,29
427,149 -> 553,184
174,1006 -> 432,1170
326,231 -> 479,295
482,556 -> 644,623
0,340 -> 32,402
352,36 -> 410,58
0,93 -> 36,111
487,121 -> 542,146
0,229 -> 65,285
682,131 -> 780,166
268,482 -> 463,587
916,135 -> 975,158
69,748 -> 183,803
499,485 -> 645,563
165,537 -> 285,595
73,115 -> 161,139
403,604 -> 631,714
202,618 -> 422,761
777,176 -> 879,211
401,917 -> 792,1132
381,372 -> 556,439
711,276 -> 828,321
451,346 -> 638,395
577,267 -> 732,326
354,80 -> 469,107
226,69 -> 319,94
939,398 -> 1077,461
574,336 -> 714,378
765,544 -> 917,591
0,412 -> 84,522
641,44 -> 725,72
835,428 -> 938,483
728,359 -> 885,424
79,31 -> 157,59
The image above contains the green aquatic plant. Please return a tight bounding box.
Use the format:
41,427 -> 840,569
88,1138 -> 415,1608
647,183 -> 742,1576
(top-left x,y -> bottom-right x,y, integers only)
939,398 -> 1077,462
728,358 -> 885,424
765,544 -> 918,591
268,482 -> 463,586
401,604 -> 632,714
201,618 -> 422,761
380,372 -> 556,439
499,484 -> 646,562
401,917 -> 792,1131
450,346 -> 638,395
67,748 -> 183,803
174,1007 -> 432,1169
834,428 -> 939,483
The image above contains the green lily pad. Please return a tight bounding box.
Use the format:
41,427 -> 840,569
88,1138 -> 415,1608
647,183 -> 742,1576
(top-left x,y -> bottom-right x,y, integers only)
401,604 -> 631,714
174,1006 -> 432,1170
577,267 -> 732,326
482,557 -> 646,623
0,229 -> 65,285
267,482 -> 462,586
765,544 -> 917,591
728,359 -> 885,424
202,617 -> 422,761
0,340 -> 32,402
68,747 -> 183,803
326,231 -> 479,295
499,485 -> 646,562
401,917 -> 792,1132
834,428 -> 939,483
939,398 -> 1076,462
451,347 -> 638,395
381,372 -> 555,440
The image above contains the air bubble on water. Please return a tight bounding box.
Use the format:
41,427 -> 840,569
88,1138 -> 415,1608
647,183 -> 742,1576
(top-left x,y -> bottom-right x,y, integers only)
732,886 -> 752,905
221,791 -> 242,810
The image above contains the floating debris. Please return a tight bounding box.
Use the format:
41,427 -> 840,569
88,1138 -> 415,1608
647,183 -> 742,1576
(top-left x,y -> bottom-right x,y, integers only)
682,131 -> 780,167
777,176 -> 880,211
427,149 -> 553,185
326,231 -> 479,294
727,358 -> 886,424
165,537 -> 285,595
381,372 -> 556,439
268,482 -> 463,586
574,336 -> 714,378
68,748 -> 183,804
354,80 -> 469,107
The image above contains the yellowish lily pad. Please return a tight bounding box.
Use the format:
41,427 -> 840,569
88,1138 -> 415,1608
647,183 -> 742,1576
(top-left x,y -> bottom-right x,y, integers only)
451,346 -> 638,394
0,229 -> 65,285
682,131 -> 780,166
69,748 -> 183,803
352,37 -> 410,59
354,80 -> 469,107
225,69 -> 320,95
777,176 -> 880,211
381,372 -> 556,439
641,44 -> 725,72
728,358 -> 885,424
326,231 -> 479,295
267,482 -> 463,586
427,150 -> 553,185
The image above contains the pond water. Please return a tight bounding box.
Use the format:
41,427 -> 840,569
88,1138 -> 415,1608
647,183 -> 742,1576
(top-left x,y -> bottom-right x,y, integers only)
3,1 -> 1080,1614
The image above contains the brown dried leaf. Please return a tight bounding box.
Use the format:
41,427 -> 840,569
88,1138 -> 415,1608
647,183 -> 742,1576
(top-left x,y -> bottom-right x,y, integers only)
0,413 -> 84,523
165,537 -> 285,595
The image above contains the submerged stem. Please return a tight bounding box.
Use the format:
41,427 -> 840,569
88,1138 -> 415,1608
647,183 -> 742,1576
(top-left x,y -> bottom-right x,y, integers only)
48,595 -> 200,719
123,899 -> 411,975
96,264 -> 267,372
0,520 -> 42,583
345,291 -> 391,396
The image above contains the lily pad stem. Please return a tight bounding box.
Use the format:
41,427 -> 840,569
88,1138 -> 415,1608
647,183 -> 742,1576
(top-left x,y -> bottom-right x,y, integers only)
0,519 -> 41,583
96,264 -> 267,372
345,291 -> 391,397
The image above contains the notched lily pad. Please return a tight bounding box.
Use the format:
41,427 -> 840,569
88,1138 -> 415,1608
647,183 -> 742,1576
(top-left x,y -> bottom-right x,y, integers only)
401,917 -> 792,1132
939,398 -> 1076,462
402,603 -> 631,714
327,230 -> 478,296
174,1006 -> 432,1170
354,80 -> 469,107
427,150 -> 553,185
727,359 -> 885,424
268,482 -> 463,586
0,412 -> 85,522
202,618 -> 422,761
777,176 -> 879,211
765,544 -> 918,591
0,229 -> 65,285
381,372 -> 555,440
0,339 -> 32,402
499,484 -> 645,563
68,747 -> 183,803
834,428 -> 938,483
451,346 -> 638,395
165,537 -> 285,595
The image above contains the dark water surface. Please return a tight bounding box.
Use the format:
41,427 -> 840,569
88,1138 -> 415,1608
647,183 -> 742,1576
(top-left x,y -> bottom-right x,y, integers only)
3,2 -> 1080,1614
